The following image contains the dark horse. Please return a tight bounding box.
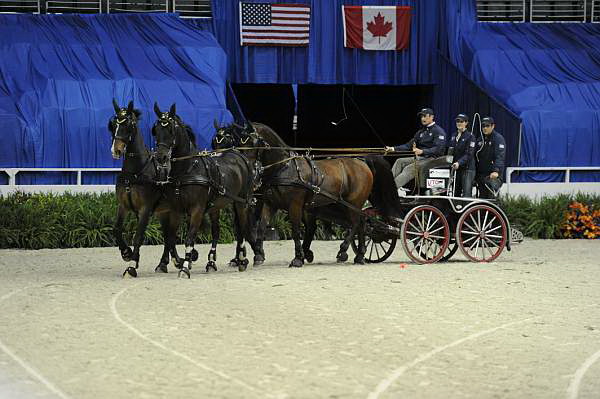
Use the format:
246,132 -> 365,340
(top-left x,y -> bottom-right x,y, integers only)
152,104 -> 261,278
109,100 -> 181,277
217,122 -> 403,267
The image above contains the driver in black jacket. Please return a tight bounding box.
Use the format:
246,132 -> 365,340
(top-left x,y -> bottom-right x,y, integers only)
385,107 -> 447,196
475,116 -> 506,199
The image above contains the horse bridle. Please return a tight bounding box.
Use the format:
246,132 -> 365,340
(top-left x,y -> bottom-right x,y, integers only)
153,112 -> 179,166
111,109 -> 137,145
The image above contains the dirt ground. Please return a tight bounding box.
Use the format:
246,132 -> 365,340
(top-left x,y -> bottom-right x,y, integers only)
0,239 -> 599,399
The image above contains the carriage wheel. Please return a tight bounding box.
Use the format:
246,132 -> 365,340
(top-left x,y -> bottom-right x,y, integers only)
351,234 -> 397,263
456,205 -> 507,262
440,240 -> 459,262
400,205 -> 450,264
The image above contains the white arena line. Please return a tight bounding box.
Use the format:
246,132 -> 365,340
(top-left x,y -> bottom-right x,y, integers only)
0,288 -> 72,399
566,348 -> 600,399
110,283 -> 266,398
368,316 -> 538,399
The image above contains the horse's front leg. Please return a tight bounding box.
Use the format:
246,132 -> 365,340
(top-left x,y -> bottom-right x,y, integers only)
179,203 -> 206,279
155,212 -> 172,273
302,212 -> 317,263
206,208 -> 219,273
114,204 -> 133,262
123,206 -> 152,278
288,199 -> 305,268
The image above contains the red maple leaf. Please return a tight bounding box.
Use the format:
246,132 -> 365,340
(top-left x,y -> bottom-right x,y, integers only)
366,12 -> 393,44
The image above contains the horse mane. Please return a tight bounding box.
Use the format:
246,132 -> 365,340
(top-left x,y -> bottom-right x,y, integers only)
252,122 -> 289,148
174,115 -> 196,147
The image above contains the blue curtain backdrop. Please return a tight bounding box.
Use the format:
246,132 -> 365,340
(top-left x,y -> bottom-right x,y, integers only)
445,0 -> 600,181
0,13 -> 233,183
186,0 -> 440,85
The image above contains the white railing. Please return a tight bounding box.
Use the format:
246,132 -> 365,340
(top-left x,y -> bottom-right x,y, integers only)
504,166 -> 600,198
46,0 -> 100,13
0,0 -> 40,13
173,0 -> 211,18
593,0 -> 600,21
531,0 -> 587,22
108,0 -> 167,13
0,168 -> 119,196
477,0 -> 526,22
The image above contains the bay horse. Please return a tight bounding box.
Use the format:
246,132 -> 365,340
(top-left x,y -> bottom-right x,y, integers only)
217,122 -> 403,267
152,104 -> 261,278
109,99 -> 181,277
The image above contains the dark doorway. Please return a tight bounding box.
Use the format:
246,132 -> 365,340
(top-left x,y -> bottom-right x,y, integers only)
297,85 -> 434,148
232,83 -> 434,148
231,83 -> 296,143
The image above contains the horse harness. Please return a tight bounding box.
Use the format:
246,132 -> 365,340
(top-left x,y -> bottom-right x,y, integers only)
262,155 -> 365,215
171,149 -> 261,207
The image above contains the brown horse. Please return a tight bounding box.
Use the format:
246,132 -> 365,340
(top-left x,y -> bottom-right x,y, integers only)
109,100 -> 181,277
218,122 -> 403,267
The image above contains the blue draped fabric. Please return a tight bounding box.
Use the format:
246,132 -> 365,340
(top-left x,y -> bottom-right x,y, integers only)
446,0 -> 600,181
188,0 -> 440,84
0,13 -> 232,183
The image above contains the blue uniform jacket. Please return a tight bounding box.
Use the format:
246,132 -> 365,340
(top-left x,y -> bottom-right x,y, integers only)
394,123 -> 447,158
448,130 -> 476,171
476,130 -> 506,178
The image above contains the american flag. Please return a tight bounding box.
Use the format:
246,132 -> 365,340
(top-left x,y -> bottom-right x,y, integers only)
239,2 -> 310,46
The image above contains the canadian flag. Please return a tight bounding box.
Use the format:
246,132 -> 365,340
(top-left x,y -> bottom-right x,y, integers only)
343,5 -> 411,51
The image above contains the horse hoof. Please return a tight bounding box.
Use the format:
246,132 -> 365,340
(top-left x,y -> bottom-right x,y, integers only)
122,266 -> 137,278
178,267 -> 191,279
190,249 -> 199,262
155,263 -> 168,273
121,247 -> 133,262
238,259 -> 249,272
253,255 -> 265,266
304,250 -> 314,263
206,261 -> 217,273
289,258 -> 304,268
229,258 -> 240,268
336,252 -> 349,263
353,256 -> 365,265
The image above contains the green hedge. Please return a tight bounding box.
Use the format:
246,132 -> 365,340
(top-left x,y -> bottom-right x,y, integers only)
0,192 -> 343,249
1,192 -> 598,249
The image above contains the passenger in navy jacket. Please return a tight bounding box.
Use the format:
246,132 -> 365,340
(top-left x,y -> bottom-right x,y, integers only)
385,107 -> 447,195
475,116 -> 506,199
448,113 -> 476,197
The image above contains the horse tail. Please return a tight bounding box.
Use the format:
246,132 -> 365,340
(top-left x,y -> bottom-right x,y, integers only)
364,155 -> 404,219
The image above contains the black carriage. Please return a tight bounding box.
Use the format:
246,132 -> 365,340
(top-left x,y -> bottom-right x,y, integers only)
351,156 -> 517,264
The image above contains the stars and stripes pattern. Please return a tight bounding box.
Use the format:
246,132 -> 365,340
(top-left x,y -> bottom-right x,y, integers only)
239,2 -> 310,46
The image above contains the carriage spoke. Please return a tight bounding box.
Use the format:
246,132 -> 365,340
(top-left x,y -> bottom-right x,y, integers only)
406,231 -> 422,236
428,217 -> 440,231
485,225 -> 502,234
429,225 -> 445,235
429,235 -> 446,240
461,230 -> 480,236
468,237 -> 480,252
469,213 -> 480,231
482,238 -> 496,258
374,242 -> 380,259
368,240 -> 375,260
485,234 -> 503,239
482,211 -> 489,234
462,235 -> 478,245
464,221 -> 478,233
426,211 -> 433,231
408,221 -> 422,233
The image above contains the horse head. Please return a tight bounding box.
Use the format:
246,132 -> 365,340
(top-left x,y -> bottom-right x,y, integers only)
108,99 -> 140,159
